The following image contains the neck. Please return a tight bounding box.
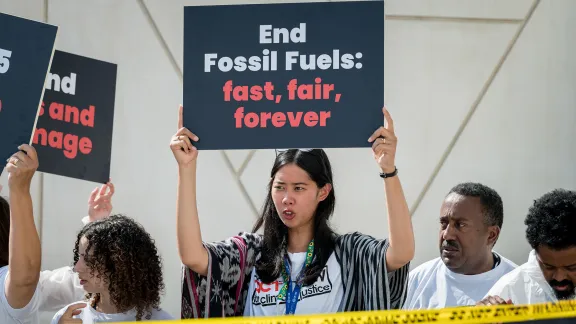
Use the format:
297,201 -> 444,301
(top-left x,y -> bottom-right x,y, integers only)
96,291 -> 119,314
287,223 -> 314,253
461,251 -> 495,275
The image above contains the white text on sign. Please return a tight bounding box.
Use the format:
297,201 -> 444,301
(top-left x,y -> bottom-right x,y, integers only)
0,48 -> 12,74
46,72 -> 77,95
203,23 -> 363,73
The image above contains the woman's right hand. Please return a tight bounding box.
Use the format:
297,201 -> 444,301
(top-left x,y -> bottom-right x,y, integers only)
170,105 -> 199,167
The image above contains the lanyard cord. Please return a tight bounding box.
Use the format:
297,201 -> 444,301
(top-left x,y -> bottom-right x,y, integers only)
275,240 -> 315,315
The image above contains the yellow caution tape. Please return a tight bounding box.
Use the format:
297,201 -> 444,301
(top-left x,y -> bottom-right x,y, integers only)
113,299 -> 576,324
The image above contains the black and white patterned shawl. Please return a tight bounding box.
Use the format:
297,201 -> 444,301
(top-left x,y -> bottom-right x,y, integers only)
181,231 -> 409,318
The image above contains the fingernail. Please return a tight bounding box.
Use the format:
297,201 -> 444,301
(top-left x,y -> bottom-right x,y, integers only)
195,136 -> 199,141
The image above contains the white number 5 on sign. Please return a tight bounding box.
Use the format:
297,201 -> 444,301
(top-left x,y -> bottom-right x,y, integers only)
0,48 -> 12,74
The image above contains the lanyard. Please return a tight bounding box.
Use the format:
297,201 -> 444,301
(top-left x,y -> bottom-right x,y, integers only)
277,240 -> 314,315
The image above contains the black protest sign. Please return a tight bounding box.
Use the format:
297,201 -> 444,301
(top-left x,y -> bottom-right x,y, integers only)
0,12 -> 57,165
183,1 -> 384,150
33,50 -> 117,183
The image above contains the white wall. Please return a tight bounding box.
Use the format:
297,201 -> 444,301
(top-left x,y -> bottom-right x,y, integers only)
0,0 -> 575,321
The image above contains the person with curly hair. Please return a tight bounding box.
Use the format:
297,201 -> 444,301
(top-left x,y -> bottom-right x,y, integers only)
479,189 -> 576,306
38,181 -> 117,315
50,215 -> 173,323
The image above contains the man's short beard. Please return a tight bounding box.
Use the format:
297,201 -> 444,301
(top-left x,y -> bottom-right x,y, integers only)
553,288 -> 575,300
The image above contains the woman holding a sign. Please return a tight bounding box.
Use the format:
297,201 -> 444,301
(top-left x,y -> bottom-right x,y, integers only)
173,106 -> 414,318
0,145 -> 43,324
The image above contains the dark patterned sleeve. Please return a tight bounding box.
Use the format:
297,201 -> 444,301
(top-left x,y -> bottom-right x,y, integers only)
181,232 -> 262,319
337,232 -> 410,311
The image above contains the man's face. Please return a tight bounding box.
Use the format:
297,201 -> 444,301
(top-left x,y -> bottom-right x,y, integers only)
439,193 -> 498,274
536,245 -> 576,300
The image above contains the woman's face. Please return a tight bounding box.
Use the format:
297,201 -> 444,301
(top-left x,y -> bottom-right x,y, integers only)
271,163 -> 330,230
74,236 -> 107,293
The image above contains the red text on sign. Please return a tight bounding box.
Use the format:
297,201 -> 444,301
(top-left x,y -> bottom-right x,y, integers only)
234,107 -> 331,128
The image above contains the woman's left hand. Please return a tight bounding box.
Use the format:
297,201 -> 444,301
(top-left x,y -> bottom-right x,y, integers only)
368,107 -> 397,173
57,302 -> 86,323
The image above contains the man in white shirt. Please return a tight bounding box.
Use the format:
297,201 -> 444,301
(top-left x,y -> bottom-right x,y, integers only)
0,145 -> 42,324
404,182 -> 517,309
479,189 -> 576,306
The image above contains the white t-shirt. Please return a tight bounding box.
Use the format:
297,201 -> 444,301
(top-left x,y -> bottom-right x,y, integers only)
485,250 -> 565,305
403,252 -> 517,309
0,265 -> 41,324
51,301 -> 174,323
243,252 -> 343,316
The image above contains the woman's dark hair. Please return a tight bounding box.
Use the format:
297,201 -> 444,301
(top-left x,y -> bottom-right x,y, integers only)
253,149 -> 337,285
0,196 -> 9,267
73,214 -> 165,321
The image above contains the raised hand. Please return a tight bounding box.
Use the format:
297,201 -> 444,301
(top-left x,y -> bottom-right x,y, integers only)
6,144 -> 39,192
368,107 -> 397,174
170,105 -> 200,167
87,180 -> 115,222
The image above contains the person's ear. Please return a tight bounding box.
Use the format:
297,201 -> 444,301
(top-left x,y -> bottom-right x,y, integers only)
317,183 -> 332,201
487,226 -> 500,246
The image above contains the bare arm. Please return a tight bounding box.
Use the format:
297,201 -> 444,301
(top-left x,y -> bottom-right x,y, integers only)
177,163 -> 208,275
383,174 -> 414,271
171,105 -> 209,275
5,145 -> 41,309
368,108 -> 415,271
